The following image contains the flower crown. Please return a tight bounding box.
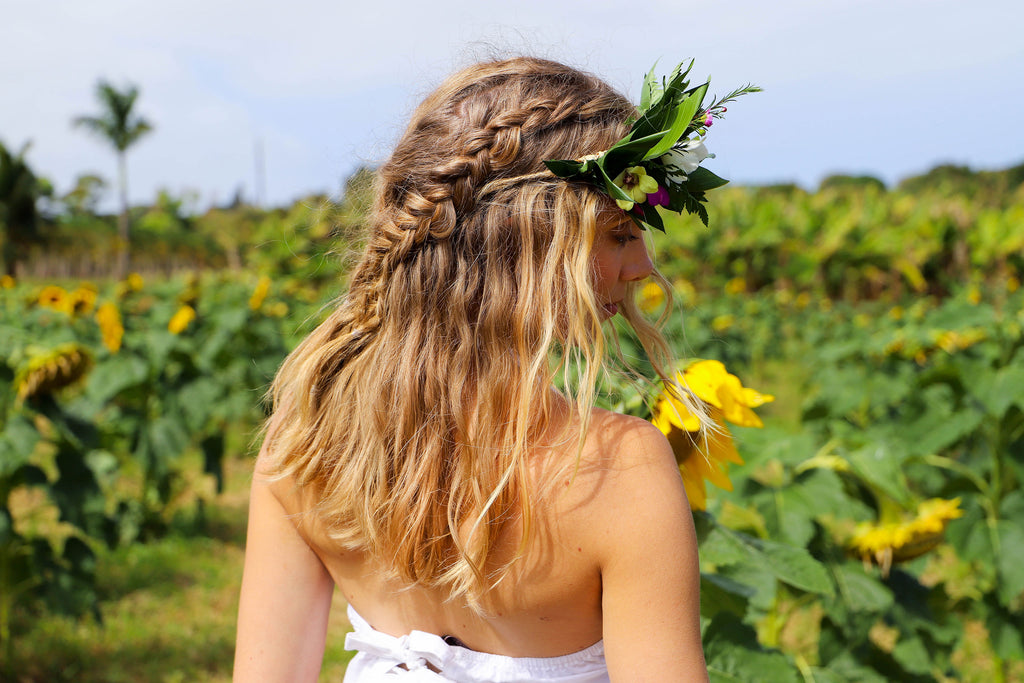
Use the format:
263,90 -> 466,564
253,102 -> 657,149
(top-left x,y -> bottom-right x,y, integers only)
544,61 -> 760,231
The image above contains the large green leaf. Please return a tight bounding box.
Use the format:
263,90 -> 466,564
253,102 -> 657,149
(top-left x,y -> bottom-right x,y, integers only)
900,404 -> 984,457
603,132 -> 670,177
995,519 -> 1024,606
698,519 -> 750,567
643,84 -> 707,161
749,537 -> 834,595
177,377 -> 224,432
700,571 -> 754,618
49,443 -> 109,541
686,167 -> 729,193
803,668 -> 853,683
146,414 -> 190,467
832,563 -> 893,612
86,354 -> 149,404
700,516 -> 833,596
968,362 -> 1024,417
846,443 -> 914,507
814,651 -> 889,683
985,595 -> 1024,660
0,412 -> 40,476
703,613 -> 801,683
892,635 -> 931,676
945,502 -> 997,575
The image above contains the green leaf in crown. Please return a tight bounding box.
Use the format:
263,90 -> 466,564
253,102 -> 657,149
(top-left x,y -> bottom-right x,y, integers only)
544,60 -> 761,232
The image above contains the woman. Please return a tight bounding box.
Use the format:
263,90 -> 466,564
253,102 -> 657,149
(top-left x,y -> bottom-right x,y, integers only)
234,56 -> 720,682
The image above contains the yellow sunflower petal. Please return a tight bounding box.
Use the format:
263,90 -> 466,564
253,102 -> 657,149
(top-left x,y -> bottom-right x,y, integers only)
741,387 -> 775,407
654,396 -> 702,434
719,394 -> 764,428
682,360 -> 728,407
702,417 -> 745,466
679,464 -> 708,511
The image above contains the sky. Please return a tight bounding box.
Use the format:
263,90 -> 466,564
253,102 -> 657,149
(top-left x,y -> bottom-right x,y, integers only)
3,0 -> 1023,212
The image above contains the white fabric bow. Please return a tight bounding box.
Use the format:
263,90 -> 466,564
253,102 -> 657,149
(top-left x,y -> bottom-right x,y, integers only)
345,627 -> 456,680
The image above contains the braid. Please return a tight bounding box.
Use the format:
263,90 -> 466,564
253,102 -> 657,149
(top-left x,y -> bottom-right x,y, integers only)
312,62 -> 634,382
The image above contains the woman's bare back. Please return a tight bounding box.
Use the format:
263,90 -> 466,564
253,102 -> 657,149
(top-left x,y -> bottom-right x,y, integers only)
259,407 -> 701,667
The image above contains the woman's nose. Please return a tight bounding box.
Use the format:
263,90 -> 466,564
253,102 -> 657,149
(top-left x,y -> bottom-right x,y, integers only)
623,241 -> 654,282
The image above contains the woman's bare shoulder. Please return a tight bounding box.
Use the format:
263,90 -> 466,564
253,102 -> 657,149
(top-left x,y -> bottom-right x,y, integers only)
544,408 -> 683,527
584,407 -> 676,470
251,410 -> 309,518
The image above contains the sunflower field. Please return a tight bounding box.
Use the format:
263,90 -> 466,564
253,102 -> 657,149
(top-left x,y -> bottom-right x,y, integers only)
1,163 -> 1023,681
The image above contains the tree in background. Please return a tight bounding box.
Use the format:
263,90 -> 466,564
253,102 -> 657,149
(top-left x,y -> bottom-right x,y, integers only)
0,140 -> 42,277
62,173 -> 108,217
73,80 -> 153,278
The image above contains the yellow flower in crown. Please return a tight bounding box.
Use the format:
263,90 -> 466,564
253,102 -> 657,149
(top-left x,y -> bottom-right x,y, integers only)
651,360 -> 773,510
612,166 -> 659,211
168,305 -> 196,334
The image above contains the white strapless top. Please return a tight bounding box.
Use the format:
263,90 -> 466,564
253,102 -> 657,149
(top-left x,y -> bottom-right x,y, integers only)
343,605 -> 609,682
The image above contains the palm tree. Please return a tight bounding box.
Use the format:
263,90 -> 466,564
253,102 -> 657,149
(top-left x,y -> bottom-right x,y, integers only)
73,80 -> 153,277
0,140 -> 41,277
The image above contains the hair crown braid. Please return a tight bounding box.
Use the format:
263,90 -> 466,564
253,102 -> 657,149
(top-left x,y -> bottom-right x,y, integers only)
266,57 -> 681,606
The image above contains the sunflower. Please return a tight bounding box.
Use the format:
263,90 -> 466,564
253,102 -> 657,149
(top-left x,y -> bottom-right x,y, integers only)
67,287 -> 98,316
95,302 -> 124,352
15,343 -> 93,401
682,359 -> 774,428
249,275 -> 272,311
115,272 -> 145,299
651,360 -> 774,510
848,497 -> 963,575
168,305 -> 196,334
37,285 -> 68,311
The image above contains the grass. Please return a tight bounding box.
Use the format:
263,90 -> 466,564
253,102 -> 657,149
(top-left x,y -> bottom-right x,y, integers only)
3,455 -> 355,683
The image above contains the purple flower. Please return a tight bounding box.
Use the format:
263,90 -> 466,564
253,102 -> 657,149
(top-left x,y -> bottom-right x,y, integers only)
704,112 -> 714,127
647,185 -> 670,207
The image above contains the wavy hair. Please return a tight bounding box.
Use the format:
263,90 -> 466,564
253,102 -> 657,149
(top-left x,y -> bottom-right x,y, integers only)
266,57 -> 688,605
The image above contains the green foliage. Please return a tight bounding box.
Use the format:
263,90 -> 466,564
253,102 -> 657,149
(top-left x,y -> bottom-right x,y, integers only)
661,287 -> 1024,681
4,158 -> 1024,678
651,161 -> 1023,300
0,140 -> 43,276
818,174 -> 887,193
0,272 -> 324,669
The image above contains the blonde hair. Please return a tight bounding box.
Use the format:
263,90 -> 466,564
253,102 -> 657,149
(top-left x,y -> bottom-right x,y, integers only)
266,57 -> 682,605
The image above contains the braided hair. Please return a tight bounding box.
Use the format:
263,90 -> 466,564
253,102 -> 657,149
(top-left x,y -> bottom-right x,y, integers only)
266,57 -> 677,606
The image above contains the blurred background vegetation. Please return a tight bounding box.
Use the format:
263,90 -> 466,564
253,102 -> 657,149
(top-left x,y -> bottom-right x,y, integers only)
2,88 -> 1024,680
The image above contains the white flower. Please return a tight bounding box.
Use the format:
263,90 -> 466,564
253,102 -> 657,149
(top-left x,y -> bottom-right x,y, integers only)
661,139 -> 711,179
577,152 -> 603,172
